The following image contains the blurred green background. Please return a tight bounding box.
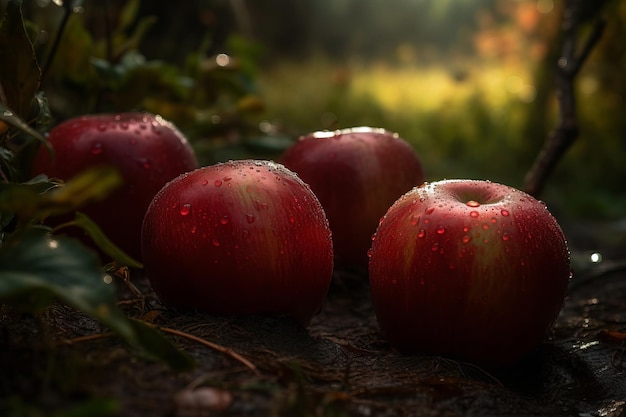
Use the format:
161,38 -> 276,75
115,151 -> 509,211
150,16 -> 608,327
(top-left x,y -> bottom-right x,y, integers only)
13,0 -> 626,222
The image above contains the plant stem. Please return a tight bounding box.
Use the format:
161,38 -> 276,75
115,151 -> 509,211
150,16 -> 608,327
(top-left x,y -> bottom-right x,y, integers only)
523,1 -> 606,198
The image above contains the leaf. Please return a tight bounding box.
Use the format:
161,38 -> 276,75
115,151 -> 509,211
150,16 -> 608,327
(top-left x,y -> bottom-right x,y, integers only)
0,101 -> 49,149
0,166 -> 122,222
0,226 -> 194,370
67,212 -> 143,269
0,0 -> 42,119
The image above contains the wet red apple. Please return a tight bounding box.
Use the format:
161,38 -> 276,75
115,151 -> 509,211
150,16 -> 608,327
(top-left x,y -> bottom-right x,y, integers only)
32,112 -> 198,261
368,179 -> 571,366
281,127 -> 424,270
141,160 -> 334,324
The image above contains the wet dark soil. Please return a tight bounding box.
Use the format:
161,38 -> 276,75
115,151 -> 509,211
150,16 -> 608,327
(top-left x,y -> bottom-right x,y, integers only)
1,221 -> 625,417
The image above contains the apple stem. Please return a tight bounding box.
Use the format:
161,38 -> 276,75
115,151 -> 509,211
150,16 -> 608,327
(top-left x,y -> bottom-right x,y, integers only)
523,1 -> 607,198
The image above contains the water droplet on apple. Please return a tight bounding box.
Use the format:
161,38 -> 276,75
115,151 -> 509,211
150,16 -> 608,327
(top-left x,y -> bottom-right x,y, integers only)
288,216 -> 296,224
461,235 -> 471,243
201,179 -> 209,186
220,216 -> 229,225
190,226 -> 197,234
501,209 -> 510,217
466,200 -> 480,207
502,233 -> 510,241
223,176 -> 232,182
245,213 -> 255,223
431,243 -> 439,251
491,217 -> 497,223
214,180 -> 222,187
469,211 -> 479,218
90,143 -> 103,155
482,224 -> 489,230
180,203 -> 191,216
436,226 -> 445,234
425,207 -> 435,215
417,229 -> 426,238
138,158 -> 151,169
410,215 -> 420,226
212,238 -> 220,247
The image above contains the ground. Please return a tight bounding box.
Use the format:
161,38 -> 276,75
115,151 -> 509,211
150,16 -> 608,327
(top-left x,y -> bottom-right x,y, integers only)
1,221 -> 625,417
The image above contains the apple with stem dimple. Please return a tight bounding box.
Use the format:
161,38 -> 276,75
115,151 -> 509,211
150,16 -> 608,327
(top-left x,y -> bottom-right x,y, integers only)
281,127 -> 425,271
368,179 -> 571,367
141,159 -> 334,325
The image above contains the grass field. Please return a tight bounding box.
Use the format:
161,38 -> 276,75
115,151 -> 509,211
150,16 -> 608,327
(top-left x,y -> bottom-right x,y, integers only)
257,57 -> 626,221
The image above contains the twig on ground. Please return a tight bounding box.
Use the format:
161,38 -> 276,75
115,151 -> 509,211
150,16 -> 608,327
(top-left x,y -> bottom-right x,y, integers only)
61,321 -> 259,375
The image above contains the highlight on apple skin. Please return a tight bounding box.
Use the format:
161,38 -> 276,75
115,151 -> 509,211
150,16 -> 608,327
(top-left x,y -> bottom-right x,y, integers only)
281,127 -> 425,271
368,179 -> 571,367
141,159 -> 334,325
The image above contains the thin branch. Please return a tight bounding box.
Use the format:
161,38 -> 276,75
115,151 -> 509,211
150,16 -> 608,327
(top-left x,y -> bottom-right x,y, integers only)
42,4 -> 74,80
156,325 -> 259,375
523,2 -> 606,197
61,322 -> 259,374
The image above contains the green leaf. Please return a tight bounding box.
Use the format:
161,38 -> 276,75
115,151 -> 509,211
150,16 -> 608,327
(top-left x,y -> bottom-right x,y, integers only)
0,226 -> 194,370
65,212 -> 143,269
0,101 -> 49,150
0,166 -> 122,223
0,0 -> 42,119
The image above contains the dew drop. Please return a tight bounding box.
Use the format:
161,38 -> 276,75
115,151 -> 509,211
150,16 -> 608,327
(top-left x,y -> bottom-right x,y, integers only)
138,158 -> 151,169
436,226 -> 445,235
462,226 -> 469,232
466,200 -> 480,207
190,226 -> 197,234
431,243 -> 439,251
214,180 -> 222,187
425,207 -> 435,215
482,223 -> 489,230
220,216 -> 229,225
409,215 -> 420,226
502,233 -> 510,241
461,235 -> 471,243
212,238 -> 220,247
201,179 -> 209,186
245,213 -> 255,224
417,229 -> 426,238
223,176 -> 232,182
90,143 -> 103,155
491,217 -> 497,223
469,211 -> 479,218
501,209 -> 510,217
288,216 -> 296,224
180,203 -> 191,216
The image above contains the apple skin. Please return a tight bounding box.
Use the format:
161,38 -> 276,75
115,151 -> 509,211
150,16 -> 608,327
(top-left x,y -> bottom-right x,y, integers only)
368,179 -> 571,367
141,159 -> 334,325
281,127 -> 425,270
31,112 -> 199,261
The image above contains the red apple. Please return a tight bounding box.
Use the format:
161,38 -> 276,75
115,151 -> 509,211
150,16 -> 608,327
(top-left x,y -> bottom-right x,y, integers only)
32,112 -> 198,261
141,159 -> 334,324
368,179 -> 571,366
281,127 -> 424,270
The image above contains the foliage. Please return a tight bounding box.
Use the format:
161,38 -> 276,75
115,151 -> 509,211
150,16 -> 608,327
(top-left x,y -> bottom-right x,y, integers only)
0,0 -> 193,371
